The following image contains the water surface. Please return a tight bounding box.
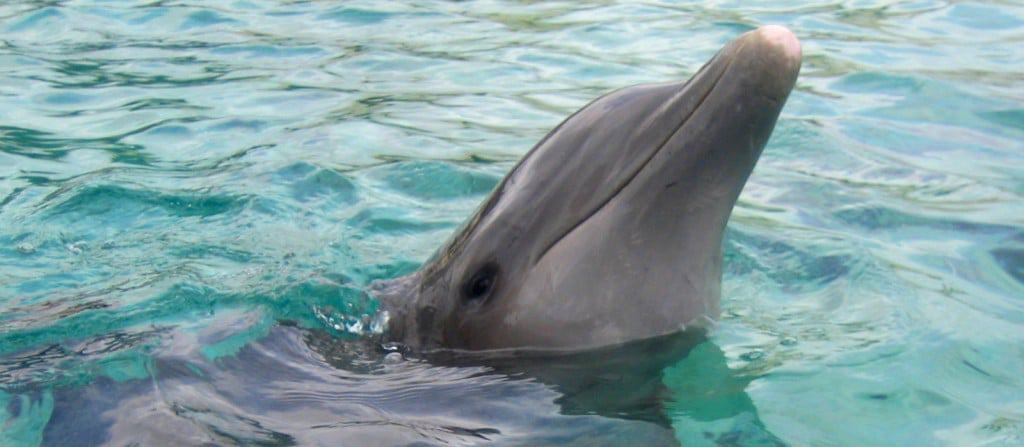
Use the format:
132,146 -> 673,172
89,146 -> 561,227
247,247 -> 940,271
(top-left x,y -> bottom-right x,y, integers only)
1,1 -> 1022,445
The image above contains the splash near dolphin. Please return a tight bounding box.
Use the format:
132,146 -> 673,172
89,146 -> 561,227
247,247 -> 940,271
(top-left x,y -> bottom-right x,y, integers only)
374,26 -> 802,352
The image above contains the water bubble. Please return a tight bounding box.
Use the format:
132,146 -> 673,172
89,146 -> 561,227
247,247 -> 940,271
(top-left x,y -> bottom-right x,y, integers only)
66,241 -> 86,254
16,242 -> 36,254
740,350 -> 765,361
370,311 -> 389,334
380,342 -> 403,353
346,319 -> 364,334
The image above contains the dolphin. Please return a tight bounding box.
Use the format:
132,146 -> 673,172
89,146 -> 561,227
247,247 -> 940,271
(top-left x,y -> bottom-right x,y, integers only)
374,26 -> 802,352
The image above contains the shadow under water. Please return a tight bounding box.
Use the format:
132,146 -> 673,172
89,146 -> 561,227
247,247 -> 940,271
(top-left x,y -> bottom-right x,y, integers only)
37,324 -> 781,446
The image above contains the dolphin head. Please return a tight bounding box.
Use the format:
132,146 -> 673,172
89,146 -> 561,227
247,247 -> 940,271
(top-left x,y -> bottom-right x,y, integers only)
378,26 -> 802,351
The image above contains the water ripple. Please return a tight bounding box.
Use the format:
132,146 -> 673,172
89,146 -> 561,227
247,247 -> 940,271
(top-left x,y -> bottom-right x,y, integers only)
0,1 -> 1022,445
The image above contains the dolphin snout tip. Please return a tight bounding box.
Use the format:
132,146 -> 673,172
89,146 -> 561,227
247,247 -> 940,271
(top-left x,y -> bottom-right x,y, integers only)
753,25 -> 802,64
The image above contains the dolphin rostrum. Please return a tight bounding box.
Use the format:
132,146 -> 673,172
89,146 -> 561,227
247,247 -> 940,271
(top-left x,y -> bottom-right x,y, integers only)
373,25 -> 802,352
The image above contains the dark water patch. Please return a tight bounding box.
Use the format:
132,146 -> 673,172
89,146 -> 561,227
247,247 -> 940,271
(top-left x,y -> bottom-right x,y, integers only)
978,108 -> 1024,134
206,118 -> 268,133
19,175 -> 59,188
180,10 -> 239,30
0,126 -> 81,161
724,228 -> 851,292
122,97 -> 202,112
834,205 -> 1017,235
210,44 -> 327,59
991,248 -> 1024,285
0,125 -> 154,165
270,162 -> 358,205
0,187 -> 26,213
4,7 -> 64,33
347,207 -> 453,235
45,184 -> 246,220
832,72 -> 1016,136
39,56 -> 246,90
364,160 -> 500,201
136,122 -> 189,137
37,91 -> 93,106
167,243 -> 255,264
317,7 -> 395,25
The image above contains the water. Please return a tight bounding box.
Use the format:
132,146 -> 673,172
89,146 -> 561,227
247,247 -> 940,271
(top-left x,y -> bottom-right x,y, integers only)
1,1 -> 1022,445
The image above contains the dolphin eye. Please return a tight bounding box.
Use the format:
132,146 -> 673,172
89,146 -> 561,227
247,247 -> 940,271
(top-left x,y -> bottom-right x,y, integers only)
463,263 -> 498,303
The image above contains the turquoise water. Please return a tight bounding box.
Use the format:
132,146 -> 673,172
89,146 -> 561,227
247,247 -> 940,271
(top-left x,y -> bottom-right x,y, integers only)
1,1 -> 1022,445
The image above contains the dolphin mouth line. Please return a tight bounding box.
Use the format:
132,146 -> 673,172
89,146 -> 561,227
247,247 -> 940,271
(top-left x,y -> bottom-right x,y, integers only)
531,47 -> 739,267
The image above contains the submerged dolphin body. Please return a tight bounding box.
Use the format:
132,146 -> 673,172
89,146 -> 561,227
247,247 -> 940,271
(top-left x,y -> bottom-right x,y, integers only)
375,26 -> 802,352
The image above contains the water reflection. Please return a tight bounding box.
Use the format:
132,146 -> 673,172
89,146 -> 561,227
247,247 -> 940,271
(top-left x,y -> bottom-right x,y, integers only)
37,324 -> 779,446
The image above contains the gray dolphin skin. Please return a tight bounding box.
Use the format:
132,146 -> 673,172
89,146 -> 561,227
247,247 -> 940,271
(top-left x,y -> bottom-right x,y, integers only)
374,26 -> 802,352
